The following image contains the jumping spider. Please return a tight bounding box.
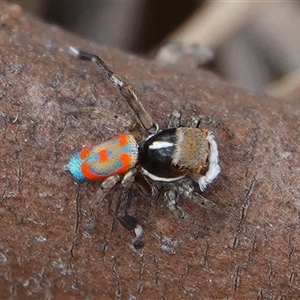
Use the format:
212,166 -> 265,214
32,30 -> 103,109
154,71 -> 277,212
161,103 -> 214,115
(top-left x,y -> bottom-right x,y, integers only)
67,47 -> 221,248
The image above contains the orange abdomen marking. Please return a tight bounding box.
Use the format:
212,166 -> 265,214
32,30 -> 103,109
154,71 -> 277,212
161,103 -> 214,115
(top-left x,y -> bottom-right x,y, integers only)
68,135 -> 139,181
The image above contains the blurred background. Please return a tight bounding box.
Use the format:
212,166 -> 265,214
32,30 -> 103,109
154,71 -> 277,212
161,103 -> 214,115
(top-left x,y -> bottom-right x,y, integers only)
9,0 -> 300,103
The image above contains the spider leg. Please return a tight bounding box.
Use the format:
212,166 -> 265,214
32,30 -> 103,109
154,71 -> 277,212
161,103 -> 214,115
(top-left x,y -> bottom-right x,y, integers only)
89,174 -> 121,215
177,179 -> 217,210
115,170 -> 144,249
191,192 -> 217,210
200,115 -> 228,132
164,186 -> 187,219
177,178 -> 195,199
167,106 -> 231,138
116,187 -> 144,249
69,47 -> 159,134
184,113 -> 232,137
135,169 -> 158,197
168,109 -> 182,128
169,104 -> 231,137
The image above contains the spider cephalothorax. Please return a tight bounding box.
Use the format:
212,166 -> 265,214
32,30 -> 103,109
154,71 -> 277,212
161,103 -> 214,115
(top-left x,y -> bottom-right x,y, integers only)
67,47 -> 221,248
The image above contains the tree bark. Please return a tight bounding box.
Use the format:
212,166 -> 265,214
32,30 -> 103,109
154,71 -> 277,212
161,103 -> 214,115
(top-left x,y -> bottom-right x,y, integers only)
0,1 -> 299,299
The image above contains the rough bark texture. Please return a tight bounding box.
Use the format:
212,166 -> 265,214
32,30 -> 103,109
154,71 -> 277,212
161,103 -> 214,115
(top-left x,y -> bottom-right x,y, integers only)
0,2 -> 299,299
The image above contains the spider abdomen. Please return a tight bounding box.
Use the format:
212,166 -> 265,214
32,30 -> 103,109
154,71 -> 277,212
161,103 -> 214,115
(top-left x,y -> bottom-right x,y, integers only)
68,134 -> 139,181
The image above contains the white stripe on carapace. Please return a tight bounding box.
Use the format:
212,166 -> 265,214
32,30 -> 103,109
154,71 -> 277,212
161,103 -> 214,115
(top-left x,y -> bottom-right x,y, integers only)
141,167 -> 185,182
149,141 -> 174,150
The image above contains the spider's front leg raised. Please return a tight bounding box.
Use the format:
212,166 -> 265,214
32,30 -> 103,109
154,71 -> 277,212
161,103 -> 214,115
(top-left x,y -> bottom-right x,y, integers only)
69,47 -> 159,135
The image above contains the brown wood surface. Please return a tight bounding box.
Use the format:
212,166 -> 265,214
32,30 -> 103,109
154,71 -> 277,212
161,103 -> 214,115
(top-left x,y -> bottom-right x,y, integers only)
0,1 -> 299,299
